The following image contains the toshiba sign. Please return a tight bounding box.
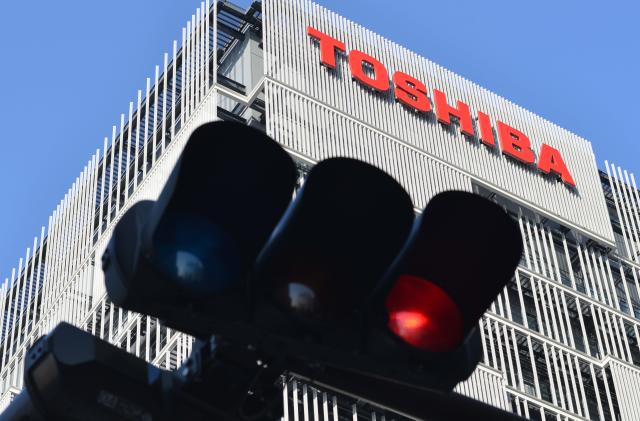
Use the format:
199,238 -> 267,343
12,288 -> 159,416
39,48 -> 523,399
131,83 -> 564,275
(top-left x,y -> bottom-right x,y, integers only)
307,27 -> 576,188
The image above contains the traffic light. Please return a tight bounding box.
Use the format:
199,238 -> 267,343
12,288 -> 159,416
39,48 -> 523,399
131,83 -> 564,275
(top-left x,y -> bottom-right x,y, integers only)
101,120 -> 522,390
101,120 -> 523,391
103,121 -> 297,337
0,121 -> 528,420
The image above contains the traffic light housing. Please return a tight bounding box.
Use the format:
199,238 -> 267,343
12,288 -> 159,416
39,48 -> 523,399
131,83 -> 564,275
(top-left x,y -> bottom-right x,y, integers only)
376,190 -> 523,351
103,121 -> 523,391
364,190 -> 523,389
251,158 -> 415,341
103,121 -> 297,337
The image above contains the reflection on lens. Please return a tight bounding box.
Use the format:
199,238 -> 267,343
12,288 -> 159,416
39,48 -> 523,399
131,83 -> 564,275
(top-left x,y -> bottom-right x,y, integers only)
151,213 -> 241,295
174,251 -> 205,282
285,282 -> 316,313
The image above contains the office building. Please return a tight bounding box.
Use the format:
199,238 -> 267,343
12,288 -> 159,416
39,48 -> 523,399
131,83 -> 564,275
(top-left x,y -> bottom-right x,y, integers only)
1,1 -> 639,419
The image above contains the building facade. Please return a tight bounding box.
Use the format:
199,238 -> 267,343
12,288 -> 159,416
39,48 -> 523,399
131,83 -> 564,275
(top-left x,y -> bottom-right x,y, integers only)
1,1 -> 640,420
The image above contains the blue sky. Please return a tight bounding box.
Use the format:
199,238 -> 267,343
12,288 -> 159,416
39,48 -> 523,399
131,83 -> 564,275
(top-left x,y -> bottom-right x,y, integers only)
0,0 -> 638,279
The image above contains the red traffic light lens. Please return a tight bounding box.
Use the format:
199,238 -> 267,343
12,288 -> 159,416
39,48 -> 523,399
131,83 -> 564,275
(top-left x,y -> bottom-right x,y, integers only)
385,275 -> 463,352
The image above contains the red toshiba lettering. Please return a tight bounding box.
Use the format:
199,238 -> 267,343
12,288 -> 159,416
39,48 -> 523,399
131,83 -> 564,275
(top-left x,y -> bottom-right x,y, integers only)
497,121 -> 535,165
477,111 -> 495,147
433,89 -> 474,137
304,28 -> 577,190
538,144 -> 576,187
349,50 -> 390,92
392,71 -> 430,113
307,27 -> 345,69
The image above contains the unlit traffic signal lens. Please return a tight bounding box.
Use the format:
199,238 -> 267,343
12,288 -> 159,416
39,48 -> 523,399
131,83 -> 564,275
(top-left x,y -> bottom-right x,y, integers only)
151,211 -> 242,295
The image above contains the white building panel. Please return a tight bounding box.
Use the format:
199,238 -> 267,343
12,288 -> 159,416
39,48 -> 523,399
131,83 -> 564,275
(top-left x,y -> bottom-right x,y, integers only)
609,359 -> 640,421
262,0 -> 614,245
265,81 -> 473,208
454,364 -> 510,412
